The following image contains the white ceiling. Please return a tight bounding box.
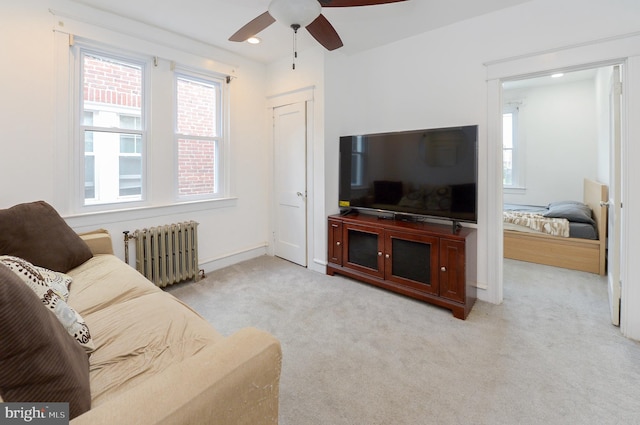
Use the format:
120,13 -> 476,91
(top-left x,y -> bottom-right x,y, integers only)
69,0 -> 533,64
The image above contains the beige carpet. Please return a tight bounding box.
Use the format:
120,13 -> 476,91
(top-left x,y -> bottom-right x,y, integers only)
167,256 -> 640,425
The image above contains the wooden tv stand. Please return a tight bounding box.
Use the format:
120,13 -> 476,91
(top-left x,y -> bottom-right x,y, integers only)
326,213 -> 477,319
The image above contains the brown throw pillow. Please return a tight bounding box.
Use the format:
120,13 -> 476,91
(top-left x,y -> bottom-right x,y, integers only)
0,264 -> 91,419
0,201 -> 92,273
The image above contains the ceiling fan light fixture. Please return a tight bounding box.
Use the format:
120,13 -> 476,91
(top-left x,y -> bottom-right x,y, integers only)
268,0 -> 321,28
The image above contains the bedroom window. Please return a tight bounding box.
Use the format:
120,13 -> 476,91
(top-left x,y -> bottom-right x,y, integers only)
174,71 -> 225,200
79,49 -> 146,206
503,105 -> 522,188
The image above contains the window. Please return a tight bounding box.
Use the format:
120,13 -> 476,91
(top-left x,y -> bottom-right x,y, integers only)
72,38 -> 231,212
79,50 -> 145,206
83,111 -> 95,199
118,115 -> 142,197
503,105 -> 522,188
175,72 -> 224,199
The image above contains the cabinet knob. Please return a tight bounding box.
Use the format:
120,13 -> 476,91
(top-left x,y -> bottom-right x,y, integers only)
385,254 -> 390,259
440,266 -> 447,272
336,241 -> 341,246
378,251 -> 383,257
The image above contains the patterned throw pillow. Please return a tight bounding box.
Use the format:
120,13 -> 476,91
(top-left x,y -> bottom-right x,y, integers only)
0,256 -> 94,352
34,265 -> 72,301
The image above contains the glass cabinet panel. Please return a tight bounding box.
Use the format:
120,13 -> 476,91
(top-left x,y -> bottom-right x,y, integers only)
347,229 -> 379,270
391,238 -> 431,284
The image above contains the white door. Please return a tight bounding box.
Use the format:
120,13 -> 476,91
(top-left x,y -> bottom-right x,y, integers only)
273,102 -> 307,266
608,65 -> 623,326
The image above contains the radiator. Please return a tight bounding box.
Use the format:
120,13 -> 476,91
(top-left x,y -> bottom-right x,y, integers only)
128,221 -> 201,288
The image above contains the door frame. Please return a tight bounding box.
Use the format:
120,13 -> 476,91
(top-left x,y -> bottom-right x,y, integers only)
267,87 -> 315,268
609,65 -> 623,326
484,32 -> 640,340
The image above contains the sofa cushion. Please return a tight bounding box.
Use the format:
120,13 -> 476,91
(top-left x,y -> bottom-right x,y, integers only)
0,255 -> 95,352
67,255 -> 164,316
85,291 -> 223,406
66,255 -> 223,407
0,201 -> 93,273
0,264 -> 91,419
78,229 -> 114,255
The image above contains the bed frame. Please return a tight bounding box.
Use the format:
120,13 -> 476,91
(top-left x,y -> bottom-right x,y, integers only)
503,178 -> 608,275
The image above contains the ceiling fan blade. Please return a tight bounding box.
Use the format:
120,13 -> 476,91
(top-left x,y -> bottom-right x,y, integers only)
229,11 -> 276,42
306,14 -> 344,51
319,0 -> 407,7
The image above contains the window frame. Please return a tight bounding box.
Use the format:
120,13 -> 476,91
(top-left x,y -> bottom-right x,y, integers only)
502,104 -> 525,191
173,68 -> 229,202
75,43 -> 150,211
118,114 -> 143,198
65,34 -> 235,215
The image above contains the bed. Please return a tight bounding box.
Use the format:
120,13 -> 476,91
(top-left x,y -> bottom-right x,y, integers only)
503,178 -> 608,275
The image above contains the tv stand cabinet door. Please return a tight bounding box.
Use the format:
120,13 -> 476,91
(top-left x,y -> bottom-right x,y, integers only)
439,238 -> 466,303
328,219 -> 343,266
384,230 -> 440,295
342,222 -> 385,279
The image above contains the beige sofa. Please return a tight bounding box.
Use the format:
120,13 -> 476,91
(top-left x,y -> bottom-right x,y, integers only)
0,202 -> 282,424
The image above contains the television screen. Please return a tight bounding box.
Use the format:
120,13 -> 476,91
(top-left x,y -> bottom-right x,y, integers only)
339,125 -> 478,223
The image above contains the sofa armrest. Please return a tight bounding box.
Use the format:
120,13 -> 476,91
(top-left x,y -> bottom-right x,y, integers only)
78,229 -> 114,256
70,327 -> 282,425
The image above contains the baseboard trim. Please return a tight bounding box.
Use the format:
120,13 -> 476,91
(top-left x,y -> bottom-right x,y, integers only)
309,258 -> 326,274
199,244 -> 268,274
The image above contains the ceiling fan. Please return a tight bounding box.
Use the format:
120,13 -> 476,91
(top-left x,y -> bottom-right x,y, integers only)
229,0 -> 408,51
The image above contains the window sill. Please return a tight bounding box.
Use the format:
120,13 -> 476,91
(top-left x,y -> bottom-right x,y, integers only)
503,187 -> 526,195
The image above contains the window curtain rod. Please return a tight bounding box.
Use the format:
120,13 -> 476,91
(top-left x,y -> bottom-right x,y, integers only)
50,9 -> 239,79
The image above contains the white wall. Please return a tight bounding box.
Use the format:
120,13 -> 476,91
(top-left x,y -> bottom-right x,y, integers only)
0,0 -> 271,272
503,79 -> 600,206
302,0 -> 640,308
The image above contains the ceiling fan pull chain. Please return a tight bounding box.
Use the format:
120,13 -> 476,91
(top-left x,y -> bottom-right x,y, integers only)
291,24 -> 300,70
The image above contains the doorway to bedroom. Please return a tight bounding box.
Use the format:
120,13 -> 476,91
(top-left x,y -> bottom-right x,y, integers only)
500,64 -> 621,324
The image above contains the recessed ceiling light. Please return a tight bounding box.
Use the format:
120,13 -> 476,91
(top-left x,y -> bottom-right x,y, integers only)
247,37 -> 261,45
551,73 -> 564,78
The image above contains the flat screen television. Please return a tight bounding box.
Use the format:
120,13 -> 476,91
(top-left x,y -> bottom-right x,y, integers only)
339,125 -> 478,223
